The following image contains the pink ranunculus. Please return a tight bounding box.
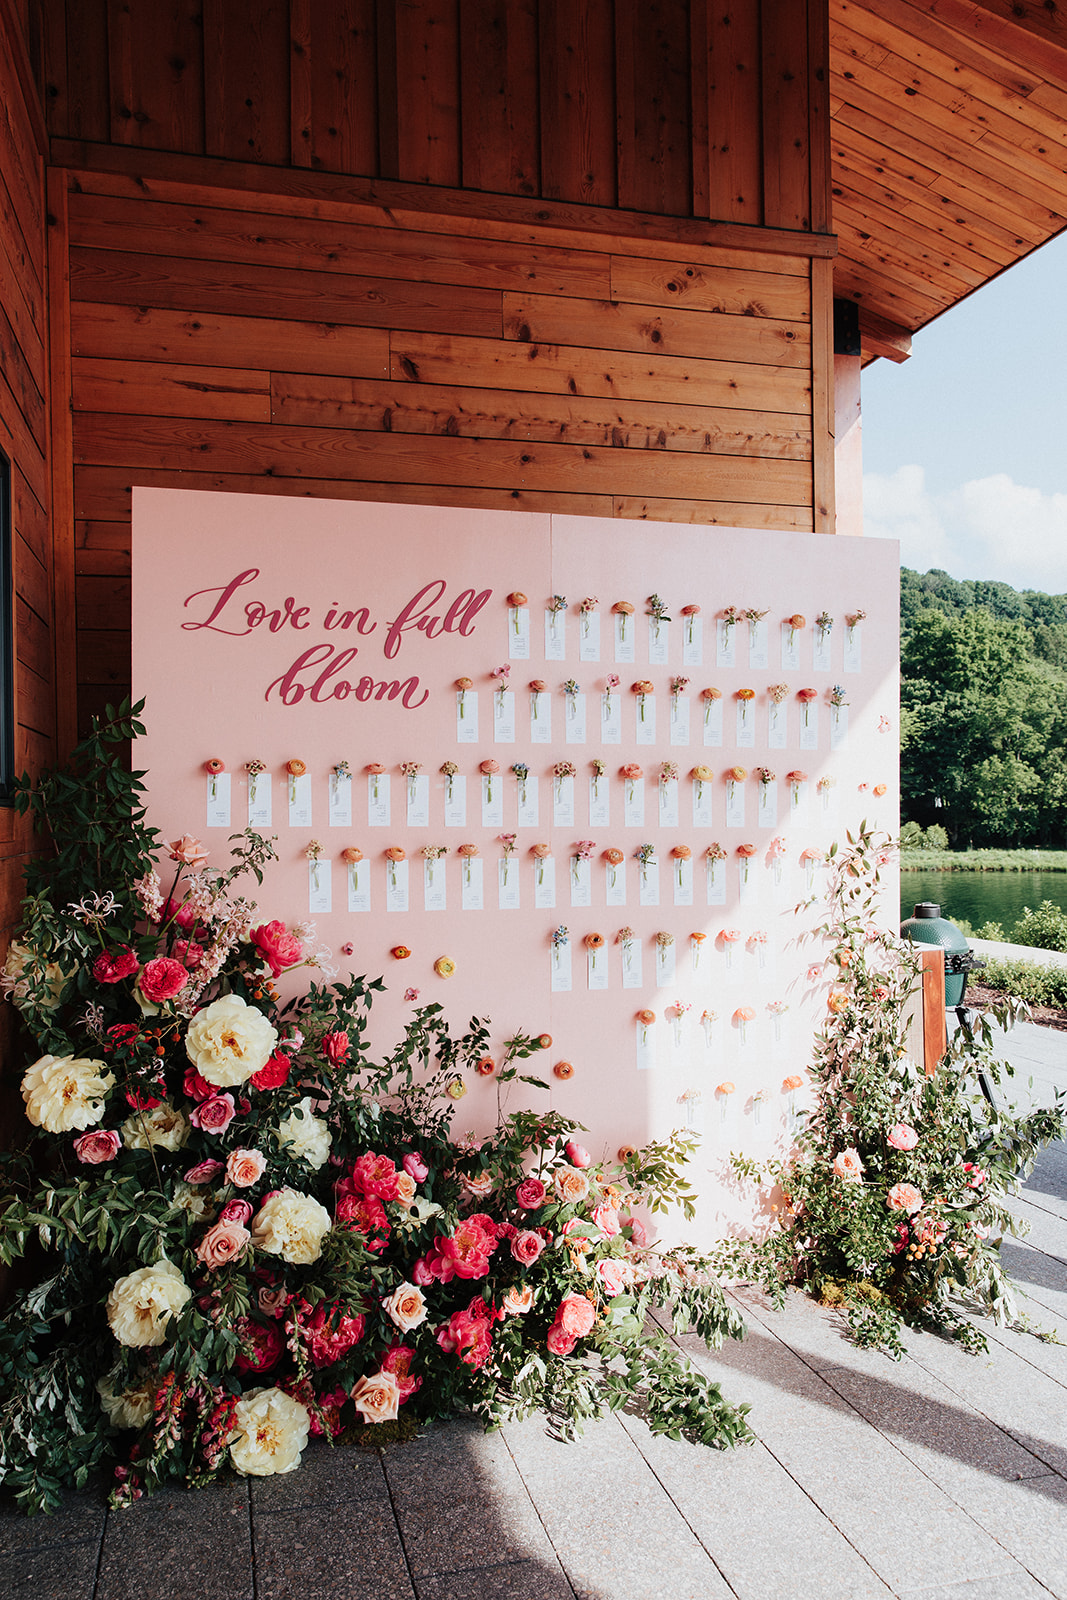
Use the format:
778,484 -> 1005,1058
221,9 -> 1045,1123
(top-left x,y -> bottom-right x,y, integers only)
189,1093 -> 237,1134
195,1219 -> 250,1270
556,1293 -> 596,1339
227,1147 -> 267,1188
402,1152 -> 429,1183
250,920 -> 305,978
886,1182 -> 924,1214
887,1123 -> 919,1151
73,1128 -> 121,1164
250,1050 -> 291,1092
183,1066 -> 216,1103
510,1229 -> 546,1266
321,1031 -> 350,1066
592,1204 -> 621,1237
138,956 -> 189,1004
597,1258 -> 628,1297
565,1140 -> 592,1169
516,1177 -> 547,1210
184,1158 -> 224,1184
93,946 -> 139,985
546,1323 -> 577,1356
169,835 -> 209,868
219,1198 -> 253,1227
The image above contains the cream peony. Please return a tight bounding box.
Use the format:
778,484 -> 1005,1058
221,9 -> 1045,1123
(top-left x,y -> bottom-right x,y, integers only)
251,1188 -> 331,1264
121,1100 -> 190,1152
230,1387 -> 310,1476
185,994 -> 278,1088
21,1053 -> 115,1134
4,941 -> 71,1010
382,1282 -> 429,1333
98,1371 -> 159,1430
276,1098 -> 331,1170
106,1261 -> 192,1348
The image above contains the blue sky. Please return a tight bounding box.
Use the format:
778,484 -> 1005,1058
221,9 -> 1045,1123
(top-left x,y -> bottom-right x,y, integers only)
861,230 -> 1067,595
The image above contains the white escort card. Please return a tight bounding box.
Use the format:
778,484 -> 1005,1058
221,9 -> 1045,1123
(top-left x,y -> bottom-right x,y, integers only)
328,770 -> 352,828
781,621 -> 801,671
623,775 -> 645,828
768,700 -> 787,750
658,777 -> 679,828
347,858 -> 370,913
570,856 -> 592,908
247,771 -> 271,828
587,942 -> 608,990
460,855 -> 484,911
613,610 -> 636,663
647,615 -> 670,666
692,774 -> 713,828
288,772 -> 312,828
423,856 -> 447,911
831,703 -> 849,750
533,853 -> 556,909
551,937 -> 572,992
799,701 -> 819,751
508,603 -> 530,659
493,690 -> 516,743
702,696 -> 723,747
406,774 -> 430,828
367,773 -> 390,827
681,611 -> 703,666
813,620 -> 833,672
443,774 -> 467,828
578,608 -> 601,661
669,695 -> 690,746
307,856 -> 330,914
725,776 -> 746,828
529,688 -> 551,743
655,938 -> 677,988
600,690 -> 622,744
456,689 -> 478,743
481,773 -> 504,828
564,691 -> 587,743
638,858 -> 660,907
757,778 -> 778,828
385,857 -> 409,913
205,771 -> 231,829
716,619 -> 736,668
605,856 -> 627,907
552,773 -> 575,827
545,606 -> 567,660
498,857 -> 520,909
589,774 -> 610,828
516,773 -> 539,828
634,693 -> 656,746
706,854 -> 726,905
673,856 -> 694,907
844,618 -> 863,673
748,615 -> 769,669
635,1017 -> 656,1070
736,697 -> 756,748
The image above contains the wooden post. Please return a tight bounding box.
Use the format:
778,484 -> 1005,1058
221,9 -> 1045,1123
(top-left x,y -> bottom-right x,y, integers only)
920,948 -> 946,1074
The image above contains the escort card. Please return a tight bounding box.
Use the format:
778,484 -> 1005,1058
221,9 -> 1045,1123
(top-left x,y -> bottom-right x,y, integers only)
508,604 -> 530,659
247,772 -> 271,828
655,939 -> 677,988
702,697 -> 723,747
579,609 -> 601,662
725,779 -> 745,828
673,856 -> 694,907
307,857 -> 330,914
553,773 -> 575,827
423,857 -> 446,911
206,771 -> 231,829
493,690 -> 516,743
748,615 -> 769,669
551,939 -> 572,991
813,622 -> 833,672
638,860 -> 660,907
516,774 -> 539,828
406,774 -> 430,828
461,856 -> 484,911
621,938 -> 643,989
682,613 -> 703,666
600,691 -> 622,744
545,607 -> 566,660
736,699 -> 755,748
533,854 -> 556,909
635,695 -> 656,745
588,943 -> 608,990
658,777 -> 679,828
481,774 -> 504,828
669,696 -> 690,746
367,774 -> 390,828
288,772 -> 312,828
623,776 -> 645,828
648,616 -> 670,666
570,857 -> 593,908
768,701 -> 787,750
443,774 -> 467,828
564,692 -> 587,743
757,779 -> 778,829
635,1018 -> 656,1069
498,857 -> 520,909
328,771 -> 352,828
716,620 -> 736,668
605,857 -> 627,907
386,858 -> 409,913
456,690 -> 478,743
706,855 -> 726,905
781,622 -> 801,671
614,611 -> 635,662
692,776 -> 713,828
347,858 -> 370,913
799,704 -> 819,751
589,775 -> 610,828
831,705 -> 848,750
738,859 -> 757,906
530,690 -> 551,743
844,620 -> 863,673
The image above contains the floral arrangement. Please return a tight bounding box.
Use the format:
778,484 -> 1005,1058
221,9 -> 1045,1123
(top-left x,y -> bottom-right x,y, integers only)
718,825 -> 1066,1357
632,681 -> 654,722
0,705 -> 751,1514
603,674 -> 620,714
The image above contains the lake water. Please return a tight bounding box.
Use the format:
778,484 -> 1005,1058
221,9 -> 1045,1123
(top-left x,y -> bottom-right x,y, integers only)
900,871 -> 1067,933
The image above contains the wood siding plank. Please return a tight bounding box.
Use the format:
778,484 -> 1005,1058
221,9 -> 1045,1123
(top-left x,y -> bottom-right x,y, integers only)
613,495 -> 814,530
389,0 -> 461,186
502,291 -> 810,367
610,255 -> 810,319
762,0 -> 813,229
615,0 -> 692,216
72,357 -> 272,423
289,0 -> 380,176
538,0 -> 618,207
460,0 -> 540,196
106,0 -> 204,152
202,0 -> 290,165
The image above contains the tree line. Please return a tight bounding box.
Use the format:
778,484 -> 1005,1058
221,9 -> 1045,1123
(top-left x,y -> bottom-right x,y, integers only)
900,569 -> 1067,847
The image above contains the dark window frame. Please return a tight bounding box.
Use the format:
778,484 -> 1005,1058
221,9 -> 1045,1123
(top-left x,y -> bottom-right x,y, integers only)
0,448 -> 14,804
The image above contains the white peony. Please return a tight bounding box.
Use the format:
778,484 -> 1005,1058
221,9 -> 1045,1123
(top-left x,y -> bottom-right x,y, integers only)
168,1180 -> 214,1221
185,993 -> 277,1087
21,1053 -> 114,1133
250,1188 -> 331,1265
3,941 -> 71,1010
276,1098 -> 331,1170
98,1371 -> 159,1429
106,1261 -> 192,1348
230,1386 -> 310,1477
121,1100 -> 190,1152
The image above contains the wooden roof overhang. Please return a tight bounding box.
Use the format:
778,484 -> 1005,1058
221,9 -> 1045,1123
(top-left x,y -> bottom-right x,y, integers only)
830,0 -> 1067,364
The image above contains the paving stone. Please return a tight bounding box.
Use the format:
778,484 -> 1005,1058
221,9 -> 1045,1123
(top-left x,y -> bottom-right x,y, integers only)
995,1241 -> 1067,1329
415,1559 -> 575,1599
392,1489 -> 560,1579
254,1497 -> 416,1600
0,1484 -> 105,1556
381,1417 -> 518,1501
895,1572 -> 1058,1599
96,1477 -> 254,1600
0,1537 -> 101,1600
250,1437 -> 391,1514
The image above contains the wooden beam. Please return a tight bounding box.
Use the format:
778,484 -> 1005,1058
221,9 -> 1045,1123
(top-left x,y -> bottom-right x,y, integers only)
857,306 -> 912,362
920,947 -> 946,1073
46,168 -> 78,760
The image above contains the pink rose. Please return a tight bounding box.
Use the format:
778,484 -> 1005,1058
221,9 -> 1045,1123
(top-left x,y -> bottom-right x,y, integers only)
184,1158 -> 224,1184
565,1140 -> 592,1169
189,1093 -> 237,1134
195,1219 -> 250,1270
832,1148 -> 865,1182
546,1323 -> 577,1356
887,1123 -> 919,1151
597,1258 -> 628,1297
172,939 -> 204,968
402,1152 -> 429,1183
394,1172 -> 417,1208
502,1284 -> 534,1315
250,920 -> 304,977
169,835 -> 209,868
258,1282 -> 289,1318
351,1369 -> 401,1424
93,946 -> 139,984
322,1031 -> 350,1066
556,1293 -> 596,1338
592,1205 -> 621,1237
627,1216 -> 651,1247
886,1182 -> 923,1214
227,1147 -> 267,1188
219,1198 -> 253,1226
511,1229 -> 546,1266
139,956 -> 189,1004
159,896 -> 199,931
515,1177 -> 547,1210
73,1128 -> 121,1164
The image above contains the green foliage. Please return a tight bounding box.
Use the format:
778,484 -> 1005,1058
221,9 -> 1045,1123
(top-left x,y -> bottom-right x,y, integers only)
900,848 -> 1067,872
977,956 -> 1067,1008
899,822 -> 948,851
717,824 -> 1067,1357
1005,901 -> 1067,952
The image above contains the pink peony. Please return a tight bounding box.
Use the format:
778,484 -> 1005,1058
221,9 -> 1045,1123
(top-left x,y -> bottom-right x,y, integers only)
322,1031 -> 350,1066
250,920 -> 304,977
73,1128 -> 121,1164
226,1147 -> 267,1188
169,835 -> 209,868
297,1299 -> 366,1368
139,956 -> 189,1004
546,1323 -> 577,1356
510,1229 -> 547,1266
189,1093 -> 237,1134
335,1193 -> 390,1251
516,1177 -> 547,1210
93,947 -> 139,985
435,1295 -> 497,1368
886,1182 -> 924,1214
233,1316 -> 285,1375
564,1140 -> 592,1169
887,1123 -> 919,1151
402,1152 -> 429,1183
439,1215 -> 500,1280
195,1219 -> 250,1270
348,1152 -> 400,1202
381,1343 -> 422,1404
250,1051 -> 291,1092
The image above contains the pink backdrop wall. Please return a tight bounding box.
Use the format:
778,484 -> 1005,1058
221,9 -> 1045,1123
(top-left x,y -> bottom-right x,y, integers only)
133,489 -> 899,1243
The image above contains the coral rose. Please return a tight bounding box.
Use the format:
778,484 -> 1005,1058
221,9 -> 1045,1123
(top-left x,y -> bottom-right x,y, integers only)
832,1148 -> 865,1182
195,1219 -> 251,1271
169,835 -> 208,867
250,920 -> 305,977
251,1188 -> 331,1264
886,1182 -> 923,1214
556,1293 -> 596,1338
597,1259 -> 628,1297
230,1387 -> 310,1477
382,1282 -> 429,1334
106,1261 -> 191,1348
226,1147 -> 267,1188
546,1323 -> 577,1355
22,1053 -> 114,1134
502,1284 -> 535,1315
352,1370 -> 401,1425
887,1123 -> 919,1151
185,994 -> 278,1087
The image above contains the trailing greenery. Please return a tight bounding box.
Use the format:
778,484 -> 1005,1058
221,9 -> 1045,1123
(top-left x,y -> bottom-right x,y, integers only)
715,825 -> 1066,1357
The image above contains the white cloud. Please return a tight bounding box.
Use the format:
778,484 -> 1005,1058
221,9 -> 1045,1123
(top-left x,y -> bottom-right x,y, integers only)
863,465 -> 1067,592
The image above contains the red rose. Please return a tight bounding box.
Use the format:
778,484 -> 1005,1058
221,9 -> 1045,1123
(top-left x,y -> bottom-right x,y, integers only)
233,1316 -> 285,1375
322,1031 -> 350,1066
93,946 -> 139,985
250,920 -> 304,977
183,1066 -> 215,1103
250,1050 -> 291,1092
139,956 -> 189,1004
516,1177 -> 547,1209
